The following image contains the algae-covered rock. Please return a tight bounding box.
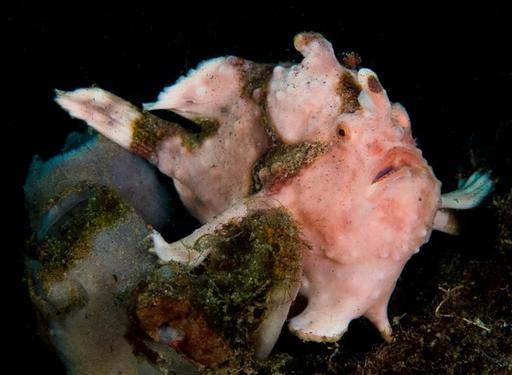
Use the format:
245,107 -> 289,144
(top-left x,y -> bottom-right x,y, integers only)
25,134 -> 179,374
133,208 -> 303,374
25,132 -> 172,234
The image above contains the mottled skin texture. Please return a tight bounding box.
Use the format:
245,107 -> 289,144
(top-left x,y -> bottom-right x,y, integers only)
56,33 -> 493,350
264,35 -> 441,340
56,58 -> 271,223
143,58 -> 272,221
276,125 -> 440,341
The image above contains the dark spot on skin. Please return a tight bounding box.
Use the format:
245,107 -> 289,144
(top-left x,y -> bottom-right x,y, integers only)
240,62 -> 275,99
239,62 -> 277,139
337,72 -> 361,113
368,75 -> 383,93
338,127 -> 346,137
131,113 -> 177,159
252,142 -> 328,192
131,111 -> 219,156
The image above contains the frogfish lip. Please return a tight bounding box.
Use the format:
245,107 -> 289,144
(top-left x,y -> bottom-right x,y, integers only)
371,147 -> 427,184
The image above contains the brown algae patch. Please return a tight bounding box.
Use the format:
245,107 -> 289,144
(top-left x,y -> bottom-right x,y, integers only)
181,117 -> 220,151
131,112 -> 219,155
131,113 -> 177,159
29,185 -> 131,284
192,208 -> 303,347
134,208 -> 303,372
338,71 -> 362,113
253,142 -> 328,191
240,62 -> 275,99
240,61 -> 279,142
136,293 -> 234,369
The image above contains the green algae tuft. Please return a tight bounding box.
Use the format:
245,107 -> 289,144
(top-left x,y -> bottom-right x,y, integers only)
252,142 -> 328,191
181,118 -> 220,151
29,185 -> 131,283
134,208 -> 303,373
131,112 -> 220,156
192,208 -> 303,349
338,71 -> 362,114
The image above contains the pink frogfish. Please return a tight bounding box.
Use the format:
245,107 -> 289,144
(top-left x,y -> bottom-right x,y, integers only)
56,32 -> 492,351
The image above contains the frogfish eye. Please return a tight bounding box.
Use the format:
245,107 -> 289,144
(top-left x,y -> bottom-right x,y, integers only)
337,123 -> 349,138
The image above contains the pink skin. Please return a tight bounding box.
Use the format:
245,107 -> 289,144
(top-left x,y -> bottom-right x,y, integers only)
56,58 -> 272,223
262,33 -> 441,341
274,133 -> 440,341
55,33 -> 492,351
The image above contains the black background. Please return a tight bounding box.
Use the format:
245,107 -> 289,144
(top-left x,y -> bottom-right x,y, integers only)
6,2 -> 510,373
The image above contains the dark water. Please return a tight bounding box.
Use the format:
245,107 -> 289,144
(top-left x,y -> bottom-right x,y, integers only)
6,3 -> 510,373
